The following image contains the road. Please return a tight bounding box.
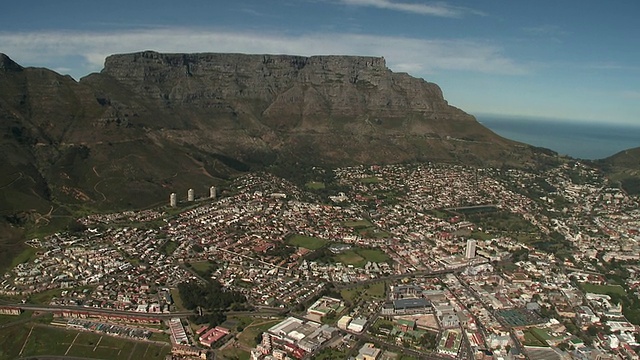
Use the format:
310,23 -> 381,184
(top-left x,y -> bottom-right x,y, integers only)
2,303 -> 285,320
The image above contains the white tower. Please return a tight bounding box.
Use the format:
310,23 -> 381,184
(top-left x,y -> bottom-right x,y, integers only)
187,188 -> 195,202
210,186 -> 217,199
466,239 -> 476,259
170,193 -> 177,207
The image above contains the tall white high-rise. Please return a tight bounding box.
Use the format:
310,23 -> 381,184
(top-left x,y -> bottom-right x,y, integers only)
210,186 -> 217,199
170,193 -> 177,207
465,239 -> 476,259
187,188 -> 195,202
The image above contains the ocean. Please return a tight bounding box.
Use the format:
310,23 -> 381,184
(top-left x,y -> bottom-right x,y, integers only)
477,115 -> 640,160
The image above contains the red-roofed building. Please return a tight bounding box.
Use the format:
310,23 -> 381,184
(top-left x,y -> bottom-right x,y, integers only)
199,326 -> 230,347
0,306 -> 22,315
196,325 -> 209,335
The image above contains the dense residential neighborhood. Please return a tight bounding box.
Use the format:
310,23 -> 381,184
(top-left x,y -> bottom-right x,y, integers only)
1,161 -> 640,360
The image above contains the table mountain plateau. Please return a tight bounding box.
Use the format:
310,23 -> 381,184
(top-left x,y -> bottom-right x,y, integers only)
0,51 -> 554,221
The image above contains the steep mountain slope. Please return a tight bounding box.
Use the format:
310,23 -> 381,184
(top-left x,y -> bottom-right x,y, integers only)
1,51 -> 551,220
83,51 -> 523,166
596,147 -> 640,195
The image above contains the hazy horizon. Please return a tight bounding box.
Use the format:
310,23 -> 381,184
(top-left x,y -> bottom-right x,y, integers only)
478,114 -> 640,160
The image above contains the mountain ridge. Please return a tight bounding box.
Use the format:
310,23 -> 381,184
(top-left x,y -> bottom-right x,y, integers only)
0,51 -> 555,224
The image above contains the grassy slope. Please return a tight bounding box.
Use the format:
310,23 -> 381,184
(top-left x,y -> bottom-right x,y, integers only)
595,147 -> 640,195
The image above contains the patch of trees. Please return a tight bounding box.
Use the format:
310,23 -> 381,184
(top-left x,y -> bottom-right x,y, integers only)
304,247 -> 334,263
620,177 -> 640,196
189,311 -> 226,327
177,280 -> 247,312
192,244 -> 204,253
511,247 -> 529,262
419,332 -> 438,349
534,231 -> 574,259
268,162 -> 351,199
265,243 -> 295,258
468,211 -> 538,233
189,260 -> 219,279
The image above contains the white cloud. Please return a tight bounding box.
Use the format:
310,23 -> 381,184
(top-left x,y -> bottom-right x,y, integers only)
0,28 -> 526,79
339,0 -> 482,18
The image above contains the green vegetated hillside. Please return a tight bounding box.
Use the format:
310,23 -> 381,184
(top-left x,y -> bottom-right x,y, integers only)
595,147 -> 640,195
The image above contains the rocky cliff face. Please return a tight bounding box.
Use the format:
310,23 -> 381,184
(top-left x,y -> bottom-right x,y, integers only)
97,51 -> 455,127
81,51 -> 512,165
0,51 -> 550,218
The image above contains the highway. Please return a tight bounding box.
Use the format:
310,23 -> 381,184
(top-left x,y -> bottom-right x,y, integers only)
2,303 -> 285,320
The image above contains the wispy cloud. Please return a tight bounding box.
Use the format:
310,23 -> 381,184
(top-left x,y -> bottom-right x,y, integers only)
522,24 -> 568,43
0,28 -> 526,79
582,62 -> 640,72
622,91 -> 640,99
523,24 -> 566,36
339,0 -> 482,18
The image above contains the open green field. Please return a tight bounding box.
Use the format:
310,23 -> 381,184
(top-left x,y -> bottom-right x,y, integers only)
358,248 -> 390,262
8,246 -> 38,271
236,319 -> 282,348
580,283 -> 627,296
28,288 -> 63,304
360,176 -> 381,184
218,347 -> 250,360
336,250 -> 366,267
343,219 -> 389,239
0,323 -> 31,360
0,324 -> 170,360
0,310 -> 33,326
190,260 -> 215,274
287,234 -> 328,250
315,348 -> 350,359
522,328 -> 550,347
171,288 -> 186,311
471,231 -> 494,241
218,318 -> 282,360
336,248 -> 389,268
305,181 -> 326,190
341,282 -> 386,303
343,219 -> 373,228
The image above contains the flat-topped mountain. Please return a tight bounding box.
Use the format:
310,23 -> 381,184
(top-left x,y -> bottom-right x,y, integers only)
0,51 -> 552,221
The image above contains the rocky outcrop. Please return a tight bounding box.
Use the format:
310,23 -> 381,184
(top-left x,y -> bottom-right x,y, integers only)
0,53 -> 23,72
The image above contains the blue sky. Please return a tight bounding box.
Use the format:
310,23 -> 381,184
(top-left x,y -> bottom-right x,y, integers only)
1,0 -> 639,125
